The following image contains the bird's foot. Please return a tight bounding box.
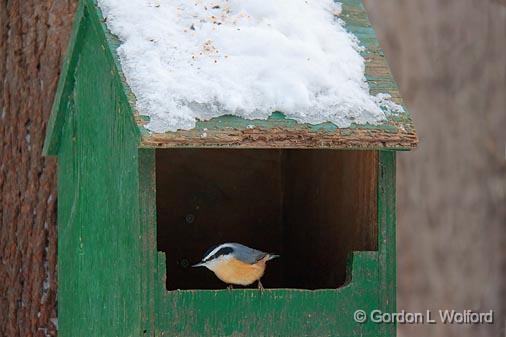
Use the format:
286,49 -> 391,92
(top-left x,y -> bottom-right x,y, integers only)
227,284 -> 234,290
258,280 -> 264,290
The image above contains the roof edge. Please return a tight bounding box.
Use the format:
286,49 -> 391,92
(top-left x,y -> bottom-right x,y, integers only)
140,124 -> 418,150
45,0 -> 418,152
43,1 -> 87,156
137,0 -> 418,150
86,0 -> 142,141
43,0 -> 142,156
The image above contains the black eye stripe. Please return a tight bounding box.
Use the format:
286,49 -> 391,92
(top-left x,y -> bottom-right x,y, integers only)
204,247 -> 233,262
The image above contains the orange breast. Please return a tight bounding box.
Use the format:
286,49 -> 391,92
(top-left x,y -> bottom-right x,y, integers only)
213,257 -> 267,286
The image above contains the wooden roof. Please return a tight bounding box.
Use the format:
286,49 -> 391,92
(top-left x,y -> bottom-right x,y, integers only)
45,0 -> 417,154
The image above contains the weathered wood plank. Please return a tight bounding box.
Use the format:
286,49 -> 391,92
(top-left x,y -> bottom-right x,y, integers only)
92,0 -> 417,150
56,6 -> 144,336
139,149 -> 157,336
50,1 -> 401,336
43,1 -> 86,156
378,151 -> 397,337
156,251 -> 381,337
141,123 -> 417,150
45,0 -> 417,151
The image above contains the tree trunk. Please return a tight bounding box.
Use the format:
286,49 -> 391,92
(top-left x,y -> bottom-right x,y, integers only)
365,1 -> 506,337
0,1 -> 77,336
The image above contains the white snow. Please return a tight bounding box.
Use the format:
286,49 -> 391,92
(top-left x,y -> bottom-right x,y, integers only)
97,0 -> 403,132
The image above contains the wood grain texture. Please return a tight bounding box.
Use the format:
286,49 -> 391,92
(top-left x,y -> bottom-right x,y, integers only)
136,0 -> 417,149
156,149 -> 285,290
156,149 -> 378,292
44,2 -> 400,331
139,149 -> 157,336
141,123 -> 417,150
377,151 -> 396,337
55,6 -> 142,336
46,0 -> 417,151
156,251 -> 382,337
282,150 -> 378,289
0,1 -> 77,336
151,152 -> 396,336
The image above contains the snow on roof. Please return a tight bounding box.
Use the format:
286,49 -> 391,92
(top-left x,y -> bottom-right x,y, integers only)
97,0 -> 403,133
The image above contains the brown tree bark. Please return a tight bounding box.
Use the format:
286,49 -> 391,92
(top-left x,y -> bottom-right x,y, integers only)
365,1 -> 506,337
0,1 -> 77,336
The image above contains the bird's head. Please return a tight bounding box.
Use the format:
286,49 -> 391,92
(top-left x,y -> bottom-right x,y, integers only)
192,244 -> 234,271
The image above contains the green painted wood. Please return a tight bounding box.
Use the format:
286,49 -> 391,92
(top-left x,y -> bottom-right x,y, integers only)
144,151 -> 397,337
136,0 -> 416,148
139,149 -> 157,336
44,0 -> 417,151
44,0 -> 141,155
378,151 -> 397,337
56,6 -> 144,337
155,251 -> 381,337
43,1 -> 86,156
47,0 -> 399,336
141,0 -> 413,134
137,0 -> 415,147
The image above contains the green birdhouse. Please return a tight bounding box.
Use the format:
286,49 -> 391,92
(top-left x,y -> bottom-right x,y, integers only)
44,0 -> 417,336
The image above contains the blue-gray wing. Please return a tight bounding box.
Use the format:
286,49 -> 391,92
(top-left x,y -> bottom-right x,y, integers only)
230,243 -> 268,264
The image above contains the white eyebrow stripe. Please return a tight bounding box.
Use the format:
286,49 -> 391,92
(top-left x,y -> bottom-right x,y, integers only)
202,244 -> 234,261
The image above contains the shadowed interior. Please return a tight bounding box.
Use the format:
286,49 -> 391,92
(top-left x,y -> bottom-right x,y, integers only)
156,149 -> 378,290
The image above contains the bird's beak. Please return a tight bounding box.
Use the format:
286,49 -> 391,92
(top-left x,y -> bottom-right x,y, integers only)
267,254 -> 280,261
192,262 -> 205,267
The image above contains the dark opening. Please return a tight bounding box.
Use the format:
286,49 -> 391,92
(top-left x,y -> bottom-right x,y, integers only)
156,149 -> 378,290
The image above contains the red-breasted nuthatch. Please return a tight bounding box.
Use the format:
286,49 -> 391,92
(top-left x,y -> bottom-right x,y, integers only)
193,243 -> 279,289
